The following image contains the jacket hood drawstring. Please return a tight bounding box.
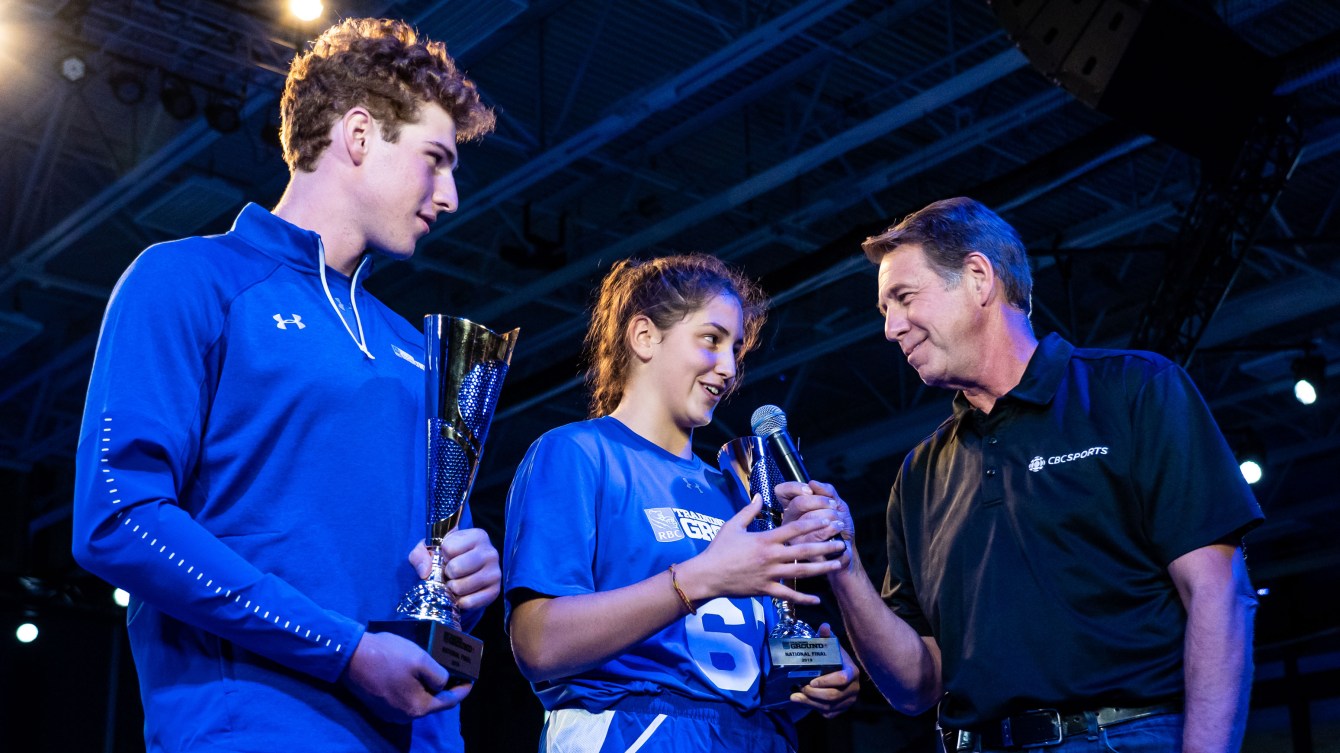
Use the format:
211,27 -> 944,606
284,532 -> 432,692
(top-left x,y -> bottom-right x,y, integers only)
316,241 -> 376,360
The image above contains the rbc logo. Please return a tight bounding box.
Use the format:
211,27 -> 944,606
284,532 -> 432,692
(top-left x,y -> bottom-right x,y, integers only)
644,508 -> 685,542
273,314 -> 306,330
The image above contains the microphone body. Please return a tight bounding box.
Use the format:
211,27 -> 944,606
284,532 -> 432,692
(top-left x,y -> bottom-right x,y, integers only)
762,426 -> 810,484
751,404 -> 810,484
751,405 -> 842,557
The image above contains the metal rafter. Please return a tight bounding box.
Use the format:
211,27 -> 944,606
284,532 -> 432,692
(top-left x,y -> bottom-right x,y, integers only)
469,59 -> 1054,397
465,46 -> 1031,324
1130,109 -> 1306,365
412,0 -> 861,248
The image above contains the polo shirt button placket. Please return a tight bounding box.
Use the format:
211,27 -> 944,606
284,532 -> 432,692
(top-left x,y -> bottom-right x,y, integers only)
982,434 -> 1004,503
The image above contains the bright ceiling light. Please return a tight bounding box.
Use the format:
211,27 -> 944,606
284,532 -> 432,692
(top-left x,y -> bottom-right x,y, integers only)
1295,379 -> 1317,406
289,0 -> 323,22
1239,459 -> 1262,485
114,588 -> 131,607
16,622 -> 38,643
1292,353 -> 1325,406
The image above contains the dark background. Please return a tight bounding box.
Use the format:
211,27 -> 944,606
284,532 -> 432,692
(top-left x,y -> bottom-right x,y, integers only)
3,1 -> 1339,751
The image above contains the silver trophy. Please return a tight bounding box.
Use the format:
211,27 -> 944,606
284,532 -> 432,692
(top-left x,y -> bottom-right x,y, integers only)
372,315 -> 519,684
718,437 -> 843,707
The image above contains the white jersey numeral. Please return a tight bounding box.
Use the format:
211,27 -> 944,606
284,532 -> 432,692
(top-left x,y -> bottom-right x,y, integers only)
684,597 -> 764,692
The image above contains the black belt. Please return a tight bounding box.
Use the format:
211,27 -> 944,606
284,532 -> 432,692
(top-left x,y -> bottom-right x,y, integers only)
951,703 -> 1181,750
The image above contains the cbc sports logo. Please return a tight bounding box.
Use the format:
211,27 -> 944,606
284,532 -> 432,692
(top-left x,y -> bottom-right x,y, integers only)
1028,445 -> 1109,472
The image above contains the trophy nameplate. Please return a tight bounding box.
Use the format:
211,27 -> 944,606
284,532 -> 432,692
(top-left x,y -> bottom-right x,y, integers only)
371,619 -> 483,686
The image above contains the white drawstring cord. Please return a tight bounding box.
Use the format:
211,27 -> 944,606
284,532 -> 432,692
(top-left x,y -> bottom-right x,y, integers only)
317,241 -> 375,360
349,255 -> 374,359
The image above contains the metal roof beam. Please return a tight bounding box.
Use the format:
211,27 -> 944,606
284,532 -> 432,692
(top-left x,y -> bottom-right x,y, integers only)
466,46 -> 1030,324
415,0 -> 859,241
0,1 -> 516,298
475,61 -> 1049,395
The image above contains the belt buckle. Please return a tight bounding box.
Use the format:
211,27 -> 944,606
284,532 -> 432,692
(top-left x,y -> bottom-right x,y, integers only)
1011,709 -> 1063,748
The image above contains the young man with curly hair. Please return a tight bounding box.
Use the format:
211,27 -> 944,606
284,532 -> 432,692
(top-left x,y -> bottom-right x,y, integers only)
73,18 -> 498,753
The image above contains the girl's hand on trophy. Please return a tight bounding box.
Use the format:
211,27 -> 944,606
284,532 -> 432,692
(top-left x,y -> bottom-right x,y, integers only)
343,630 -> 472,722
679,498 -> 845,605
790,624 -> 861,718
440,527 -> 502,612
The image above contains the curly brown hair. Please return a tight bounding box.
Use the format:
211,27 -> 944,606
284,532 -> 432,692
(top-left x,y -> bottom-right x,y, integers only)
280,17 -> 496,173
583,254 -> 769,418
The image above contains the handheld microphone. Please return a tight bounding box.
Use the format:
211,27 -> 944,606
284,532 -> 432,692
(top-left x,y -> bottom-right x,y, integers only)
751,404 -> 842,556
750,405 -> 810,484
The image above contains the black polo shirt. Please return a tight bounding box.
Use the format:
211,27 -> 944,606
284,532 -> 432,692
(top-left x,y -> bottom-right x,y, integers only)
882,333 -> 1263,728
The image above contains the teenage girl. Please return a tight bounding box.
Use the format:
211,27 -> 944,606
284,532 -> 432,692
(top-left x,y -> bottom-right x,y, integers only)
504,254 -> 859,752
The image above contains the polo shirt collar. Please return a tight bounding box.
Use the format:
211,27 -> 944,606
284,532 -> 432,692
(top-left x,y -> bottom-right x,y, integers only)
951,332 -> 1074,418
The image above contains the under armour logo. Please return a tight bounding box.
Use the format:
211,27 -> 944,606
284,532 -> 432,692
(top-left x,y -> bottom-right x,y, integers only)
273,314 -> 306,330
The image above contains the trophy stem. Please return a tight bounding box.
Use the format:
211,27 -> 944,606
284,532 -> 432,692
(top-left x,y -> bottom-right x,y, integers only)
770,593 -> 818,639
428,545 -> 446,585
396,550 -> 463,630
430,513 -> 464,551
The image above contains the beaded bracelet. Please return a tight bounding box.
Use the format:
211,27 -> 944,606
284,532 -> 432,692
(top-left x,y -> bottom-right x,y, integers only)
667,563 -> 696,615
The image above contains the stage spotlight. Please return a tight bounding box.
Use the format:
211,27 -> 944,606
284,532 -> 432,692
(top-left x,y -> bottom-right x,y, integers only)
160,75 -> 197,120
1239,458 -> 1262,485
290,0 -> 323,22
204,95 -> 242,133
110,70 -> 146,104
1234,431 -> 1266,486
59,54 -> 87,83
114,588 -> 130,608
16,622 -> 38,643
1292,353 -> 1325,406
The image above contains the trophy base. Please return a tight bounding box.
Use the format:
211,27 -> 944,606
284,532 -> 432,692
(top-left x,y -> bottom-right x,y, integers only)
368,618 -> 484,685
760,634 -> 844,708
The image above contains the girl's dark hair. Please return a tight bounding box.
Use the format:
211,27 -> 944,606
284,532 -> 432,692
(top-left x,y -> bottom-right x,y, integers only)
583,254 -> 768,418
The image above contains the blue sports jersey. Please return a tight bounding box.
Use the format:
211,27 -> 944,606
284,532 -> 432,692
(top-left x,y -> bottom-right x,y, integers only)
504,417 -> 775,713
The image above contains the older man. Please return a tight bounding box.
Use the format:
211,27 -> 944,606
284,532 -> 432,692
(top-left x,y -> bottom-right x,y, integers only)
783,197 -> 1263,753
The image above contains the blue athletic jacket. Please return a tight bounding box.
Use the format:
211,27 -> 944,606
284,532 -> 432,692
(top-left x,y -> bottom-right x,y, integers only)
73,204 -> 464,752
